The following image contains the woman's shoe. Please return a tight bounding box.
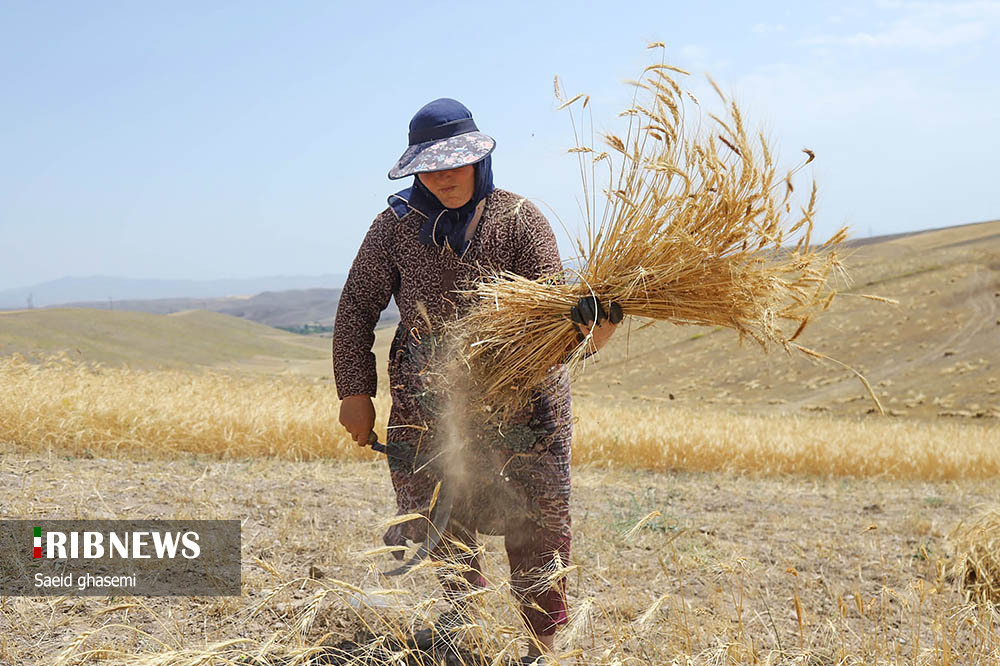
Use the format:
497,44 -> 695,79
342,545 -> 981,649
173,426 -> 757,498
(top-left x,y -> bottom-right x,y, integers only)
408,606 -> 470,652
518,655 -> 548,665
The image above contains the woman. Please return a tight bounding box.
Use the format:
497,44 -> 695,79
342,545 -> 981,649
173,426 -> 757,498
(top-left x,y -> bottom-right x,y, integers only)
333,98 -> 617,663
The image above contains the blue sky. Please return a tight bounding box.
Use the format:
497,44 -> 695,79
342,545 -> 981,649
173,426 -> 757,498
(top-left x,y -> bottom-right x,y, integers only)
2,1 -> 998,291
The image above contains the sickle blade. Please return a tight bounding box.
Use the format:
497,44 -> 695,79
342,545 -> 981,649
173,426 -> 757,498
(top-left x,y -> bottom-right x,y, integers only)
382,484 -> 455,577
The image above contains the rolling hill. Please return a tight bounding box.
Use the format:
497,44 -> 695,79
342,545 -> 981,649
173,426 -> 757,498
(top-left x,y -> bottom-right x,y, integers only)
1,220 -> 997,419
0,308 -> 333,372
25,287 -> 399,331
51,288 -> 347,329
572,219 -> 1000,420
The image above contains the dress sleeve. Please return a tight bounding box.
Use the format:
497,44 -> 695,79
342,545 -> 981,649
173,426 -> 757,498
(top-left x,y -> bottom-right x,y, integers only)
332,212 -> 399,399
511,199 -> 564,281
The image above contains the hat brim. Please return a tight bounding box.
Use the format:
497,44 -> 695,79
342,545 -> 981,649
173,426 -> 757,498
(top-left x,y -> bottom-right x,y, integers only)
388,131 -> 495,180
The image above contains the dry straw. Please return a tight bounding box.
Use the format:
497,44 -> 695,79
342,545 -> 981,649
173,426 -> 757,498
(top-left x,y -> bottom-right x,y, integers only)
950,507 -> 1000,606
450,45 -> 873,418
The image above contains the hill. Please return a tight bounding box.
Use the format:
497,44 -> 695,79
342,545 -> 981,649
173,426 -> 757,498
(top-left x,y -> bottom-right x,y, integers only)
53,288 -> 345,329
30,287 -> 400,330
572,218 -> 1000,420
0,308 -> 334,372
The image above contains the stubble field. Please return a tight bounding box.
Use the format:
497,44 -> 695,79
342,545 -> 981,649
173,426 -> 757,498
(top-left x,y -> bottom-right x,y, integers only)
2,451 -> 998,664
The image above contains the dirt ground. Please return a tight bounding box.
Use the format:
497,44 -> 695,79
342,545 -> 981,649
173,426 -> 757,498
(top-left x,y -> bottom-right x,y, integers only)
2,452 -> 996,664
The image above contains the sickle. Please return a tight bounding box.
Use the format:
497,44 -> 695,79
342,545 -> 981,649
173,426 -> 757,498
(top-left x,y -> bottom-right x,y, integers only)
382,483 -> 454,577
367,432 -> 455,577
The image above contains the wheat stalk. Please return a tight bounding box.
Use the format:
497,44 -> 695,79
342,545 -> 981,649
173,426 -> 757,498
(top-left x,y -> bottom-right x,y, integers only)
950,506 -> 1000,606
448,50 -> 858,418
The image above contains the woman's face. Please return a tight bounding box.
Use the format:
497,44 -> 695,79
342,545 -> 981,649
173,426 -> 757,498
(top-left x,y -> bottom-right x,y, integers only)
417,164 -> 475,209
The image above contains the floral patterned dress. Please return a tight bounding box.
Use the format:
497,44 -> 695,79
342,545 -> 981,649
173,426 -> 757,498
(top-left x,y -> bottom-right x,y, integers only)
332,188 -> 573,635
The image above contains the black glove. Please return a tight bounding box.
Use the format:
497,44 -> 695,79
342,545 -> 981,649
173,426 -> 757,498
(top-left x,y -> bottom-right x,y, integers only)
570,297 -> 623,341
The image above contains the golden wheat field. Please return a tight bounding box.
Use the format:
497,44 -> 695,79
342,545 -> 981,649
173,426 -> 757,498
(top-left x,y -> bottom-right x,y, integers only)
2,354 -> 998,480
1,352 -> 1000,664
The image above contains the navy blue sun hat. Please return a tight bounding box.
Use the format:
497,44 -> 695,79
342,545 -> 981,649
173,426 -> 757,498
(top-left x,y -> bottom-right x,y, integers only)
388,98 -> 496,179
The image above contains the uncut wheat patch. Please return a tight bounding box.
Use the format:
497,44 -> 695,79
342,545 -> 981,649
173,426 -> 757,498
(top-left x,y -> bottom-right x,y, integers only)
4,354 -> 996,479
950,507 -> 1000,605
0,354 -> 389,460
572,400 -> 1000,480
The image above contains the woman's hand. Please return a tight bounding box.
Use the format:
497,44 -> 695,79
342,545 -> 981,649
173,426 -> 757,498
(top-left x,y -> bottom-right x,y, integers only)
570,297 -> 622,353
339,394 -> 376,446
577,317 -> 619,352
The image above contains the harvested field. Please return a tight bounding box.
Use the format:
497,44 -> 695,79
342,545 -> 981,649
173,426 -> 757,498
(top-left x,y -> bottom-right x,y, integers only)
1,454 -> 998,664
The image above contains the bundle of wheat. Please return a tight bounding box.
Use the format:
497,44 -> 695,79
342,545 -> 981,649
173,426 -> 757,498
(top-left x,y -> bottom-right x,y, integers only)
449,46 -> 872,418
950,507 -> 1000,606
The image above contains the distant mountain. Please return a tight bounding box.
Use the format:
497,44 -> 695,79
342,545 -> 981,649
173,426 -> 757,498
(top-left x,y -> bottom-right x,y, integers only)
0,274 -> 348,309
34,288 -> 400,330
